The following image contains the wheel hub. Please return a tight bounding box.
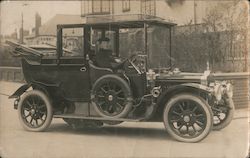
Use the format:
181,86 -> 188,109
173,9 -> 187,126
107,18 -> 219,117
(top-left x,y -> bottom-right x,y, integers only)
31,109 -> 36,115
183,115 -> 190,123
108,95 -> 114,101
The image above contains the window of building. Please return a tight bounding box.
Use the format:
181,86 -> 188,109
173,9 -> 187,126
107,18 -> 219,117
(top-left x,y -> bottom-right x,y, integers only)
141,0 -> 156,16
92,0 -> 110,14
122,0 -> 130,12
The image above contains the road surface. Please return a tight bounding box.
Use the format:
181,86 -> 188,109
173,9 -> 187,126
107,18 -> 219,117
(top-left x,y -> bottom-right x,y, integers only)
0,81 -> 249,158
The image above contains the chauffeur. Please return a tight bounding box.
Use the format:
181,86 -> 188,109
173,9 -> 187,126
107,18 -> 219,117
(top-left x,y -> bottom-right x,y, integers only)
95,37 -> 122,69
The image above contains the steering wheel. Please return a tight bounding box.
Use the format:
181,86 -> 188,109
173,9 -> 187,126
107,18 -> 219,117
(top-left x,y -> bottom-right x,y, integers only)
113,54 -> 141,74
127,54 -> 142,74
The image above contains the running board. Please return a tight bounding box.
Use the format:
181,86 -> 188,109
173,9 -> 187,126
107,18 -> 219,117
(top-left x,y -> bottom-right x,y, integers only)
53,114 -> 144,122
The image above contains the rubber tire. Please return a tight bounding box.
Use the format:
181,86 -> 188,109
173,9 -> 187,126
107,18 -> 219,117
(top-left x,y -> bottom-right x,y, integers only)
18,90 -> 53,132
91,74 -> 133,118
213,98 -> 235,130
163,93 -> 213,143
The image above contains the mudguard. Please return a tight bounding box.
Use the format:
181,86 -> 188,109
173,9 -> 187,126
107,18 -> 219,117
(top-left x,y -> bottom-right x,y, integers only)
9,84 -> 31,99
181,83 -> 212,92
8,81 -> 60,99
157,83 -> 212,105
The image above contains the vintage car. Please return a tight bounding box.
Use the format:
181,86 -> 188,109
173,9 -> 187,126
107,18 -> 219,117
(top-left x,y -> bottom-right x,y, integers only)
7,19 -> 234,143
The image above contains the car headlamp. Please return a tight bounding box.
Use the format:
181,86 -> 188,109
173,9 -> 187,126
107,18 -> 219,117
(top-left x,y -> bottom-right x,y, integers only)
210,81 -> 233,101
213,84 -> 223,101
226,83 -> 233,98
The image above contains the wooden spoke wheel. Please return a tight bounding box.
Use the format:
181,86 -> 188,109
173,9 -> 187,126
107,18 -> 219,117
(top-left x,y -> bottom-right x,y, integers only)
18,90 -> 53,132
163,94 -> 213,143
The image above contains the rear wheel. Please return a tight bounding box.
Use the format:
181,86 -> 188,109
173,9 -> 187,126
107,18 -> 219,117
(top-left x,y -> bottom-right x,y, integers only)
163,94 -> 213,143
91,75 -> 133,118
18,90 -> 53,132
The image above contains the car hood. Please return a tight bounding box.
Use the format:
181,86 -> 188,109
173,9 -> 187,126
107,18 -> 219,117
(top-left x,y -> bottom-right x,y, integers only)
156,72 -> 204,82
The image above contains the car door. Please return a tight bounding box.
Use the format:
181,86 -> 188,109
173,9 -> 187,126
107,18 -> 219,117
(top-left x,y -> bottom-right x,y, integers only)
57,26 -> 90,101
58,56 -> 90,101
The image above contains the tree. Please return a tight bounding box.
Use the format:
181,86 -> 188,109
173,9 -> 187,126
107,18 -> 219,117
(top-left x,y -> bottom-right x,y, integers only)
203,0 -> 248,71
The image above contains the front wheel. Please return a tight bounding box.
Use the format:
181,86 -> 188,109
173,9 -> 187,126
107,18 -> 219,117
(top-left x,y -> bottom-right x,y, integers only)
17,90 -> 53,132
163,94 -> 213,143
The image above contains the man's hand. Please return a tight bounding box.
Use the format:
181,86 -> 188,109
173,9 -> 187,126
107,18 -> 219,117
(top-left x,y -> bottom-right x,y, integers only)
114,58 -> 122,63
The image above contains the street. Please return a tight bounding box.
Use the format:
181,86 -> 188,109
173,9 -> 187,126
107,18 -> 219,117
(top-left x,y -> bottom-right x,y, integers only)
0,81 -> 249,158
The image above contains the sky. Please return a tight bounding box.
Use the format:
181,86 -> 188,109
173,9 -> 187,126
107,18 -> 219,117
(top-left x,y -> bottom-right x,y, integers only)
0,1 -> 82,36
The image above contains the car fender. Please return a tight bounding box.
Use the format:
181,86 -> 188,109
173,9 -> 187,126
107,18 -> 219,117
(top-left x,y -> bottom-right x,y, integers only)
9,81 -> 59,99
9,84 -> 31,99
157,83 -> 211,106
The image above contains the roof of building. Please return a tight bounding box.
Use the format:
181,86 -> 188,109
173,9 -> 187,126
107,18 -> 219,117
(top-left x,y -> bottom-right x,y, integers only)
39,14 -> 83,36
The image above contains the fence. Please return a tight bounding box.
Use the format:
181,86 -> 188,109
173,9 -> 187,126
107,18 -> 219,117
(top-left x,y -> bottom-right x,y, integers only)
0,66 -> 249,108
0,67 -> 24,82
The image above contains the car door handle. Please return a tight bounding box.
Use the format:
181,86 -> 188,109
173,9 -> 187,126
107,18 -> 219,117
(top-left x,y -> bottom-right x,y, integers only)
80,67 -> 87,72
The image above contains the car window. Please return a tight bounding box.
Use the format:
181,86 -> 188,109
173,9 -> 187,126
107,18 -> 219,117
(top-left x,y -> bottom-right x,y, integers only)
62,28 -> 84,57
90,29 -> 116,56
119,28 -> 145,58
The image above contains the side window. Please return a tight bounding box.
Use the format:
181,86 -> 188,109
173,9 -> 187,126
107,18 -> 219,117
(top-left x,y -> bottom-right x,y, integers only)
90,29 -> 115,55
62,28 -> 84,57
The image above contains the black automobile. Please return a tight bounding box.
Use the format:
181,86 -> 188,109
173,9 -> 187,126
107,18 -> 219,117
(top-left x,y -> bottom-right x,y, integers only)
7,18 -> 234,143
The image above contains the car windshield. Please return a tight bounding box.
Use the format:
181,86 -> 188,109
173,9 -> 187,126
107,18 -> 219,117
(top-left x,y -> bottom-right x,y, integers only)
89,22 -> 172,69
119,24 -> 171,69
147,25 -> 171,69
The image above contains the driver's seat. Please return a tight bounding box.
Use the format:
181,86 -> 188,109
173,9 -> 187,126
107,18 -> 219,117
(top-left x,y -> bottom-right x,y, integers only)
94,48 -> 125,71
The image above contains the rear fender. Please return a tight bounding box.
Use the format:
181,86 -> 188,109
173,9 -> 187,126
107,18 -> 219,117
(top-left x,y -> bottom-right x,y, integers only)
9,84 -> 31,99
8,81 -> 58,99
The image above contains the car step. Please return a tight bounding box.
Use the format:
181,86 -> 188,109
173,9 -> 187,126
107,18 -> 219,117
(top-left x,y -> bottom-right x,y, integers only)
54,114 -> 144,122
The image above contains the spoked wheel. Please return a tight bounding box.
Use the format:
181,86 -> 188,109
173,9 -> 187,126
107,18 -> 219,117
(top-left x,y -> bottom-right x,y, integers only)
212,98 -> 234,130
18,90 -> 53,132
163,94 -> 213,143
91,75 -> 133,118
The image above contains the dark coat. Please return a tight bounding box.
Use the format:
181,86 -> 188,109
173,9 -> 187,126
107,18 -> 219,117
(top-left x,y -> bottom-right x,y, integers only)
95,49 -> 115,68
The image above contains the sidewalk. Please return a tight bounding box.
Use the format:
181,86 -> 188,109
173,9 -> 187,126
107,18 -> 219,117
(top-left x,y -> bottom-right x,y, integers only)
234,107 -> 249,120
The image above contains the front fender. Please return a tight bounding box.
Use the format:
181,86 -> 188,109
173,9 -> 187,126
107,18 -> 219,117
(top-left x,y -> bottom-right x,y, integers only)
149,83 -> 213,122
157,83 -> 212,106
181,83 -> 212,93
9,84 -> 31,99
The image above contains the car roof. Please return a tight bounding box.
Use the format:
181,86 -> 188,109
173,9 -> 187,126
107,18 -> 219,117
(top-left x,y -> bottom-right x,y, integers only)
58,19 -> 176,29
85,19 -> 176,29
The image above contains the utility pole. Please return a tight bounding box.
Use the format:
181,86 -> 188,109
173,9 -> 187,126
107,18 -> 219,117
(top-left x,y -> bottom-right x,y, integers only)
20,12 -> 24,44
20,3 -> 28,44
194,0 -> 197,30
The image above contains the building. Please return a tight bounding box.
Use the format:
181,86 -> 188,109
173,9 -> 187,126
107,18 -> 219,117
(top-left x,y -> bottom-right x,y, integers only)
81,0 -> 209,25
25,14 -> 83,46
